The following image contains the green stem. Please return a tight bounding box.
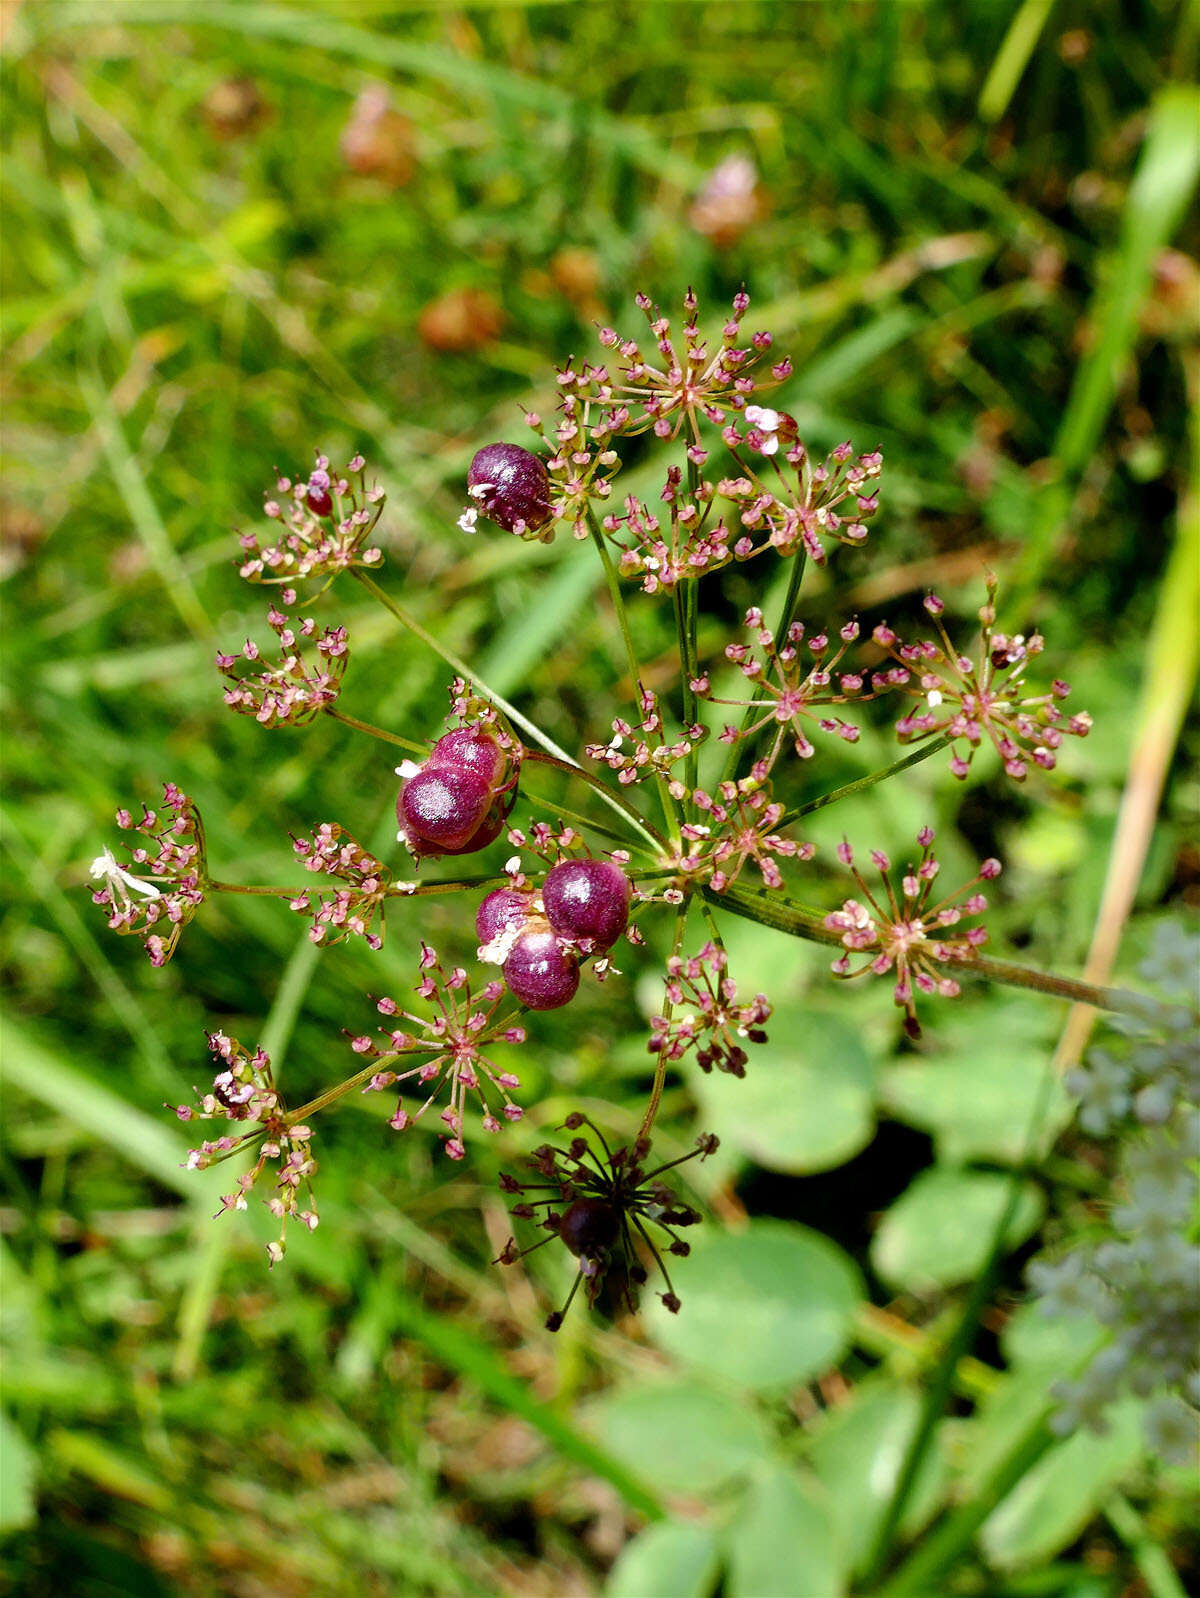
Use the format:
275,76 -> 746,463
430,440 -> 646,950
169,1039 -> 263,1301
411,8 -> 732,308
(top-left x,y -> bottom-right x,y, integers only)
209,880 -> 298,898
674,579 -> 701,805
719,549 -> 808,787
706,883 -> 1162,1017
782,735 -> 952,826
637,901 -> 690,1144
323,705 -> 427,755
586,508 -> 681,843
350,567 -> 648,845
877,1417 -> 1057,1597
522,749 -> 667,852
1103,1493 -> 1189,1598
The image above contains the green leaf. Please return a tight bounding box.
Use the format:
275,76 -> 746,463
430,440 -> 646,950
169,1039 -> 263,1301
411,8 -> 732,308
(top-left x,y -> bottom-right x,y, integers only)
694,1007 -> 875,1174
607,1520 -> 720,1598
880,1001 -> 1069,1164
871,1168 -> 1044,1292
644,1221 -> 864,1391
0,1411 -> 36,1533
590,1381 -> 773,1495
979,1400 -> 1145,1571
726,1465 -> 846,1598
808,1378 -> 950,1573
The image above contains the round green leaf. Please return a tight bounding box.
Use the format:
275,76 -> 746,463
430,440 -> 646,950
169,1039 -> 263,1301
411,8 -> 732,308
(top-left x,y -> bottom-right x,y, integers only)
880,1000 -> 1069,1164
980,1400 -> 1145,1570
871,1167 -> 1045,1292
590,1380 -> 772,1495
645,1220 -> 864,1391
607,1520 -> 720,1598
694,1008 -> 876,1174
726,1465 -> 845,1598
807,1378 -> 948,1572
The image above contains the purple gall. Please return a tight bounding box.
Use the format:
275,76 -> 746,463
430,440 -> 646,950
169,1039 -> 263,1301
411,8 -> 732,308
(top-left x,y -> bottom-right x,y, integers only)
465,443 -> 553,536
542,858 -> 631,951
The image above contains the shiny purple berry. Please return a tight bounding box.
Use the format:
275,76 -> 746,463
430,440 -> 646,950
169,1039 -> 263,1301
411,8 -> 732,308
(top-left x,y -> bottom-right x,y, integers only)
503,928 -> 579,1010
398,766 -> 491,852
475,888 -> 531,946
468,443 -> 552,534
559,1197 -> 619,1259
306,484 -> 333,518
542,859 -> 631,950
428,726 -> 508,788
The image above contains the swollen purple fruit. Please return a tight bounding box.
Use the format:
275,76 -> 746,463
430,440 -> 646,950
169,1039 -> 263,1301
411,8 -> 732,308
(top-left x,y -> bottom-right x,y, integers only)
306,484 -> 333,518
467,443 -> 552,534
542,859 -> 631,949
397,766 -> 492,852
502,928 -> 579,1011
475,888 -> 531,947
559,1197 -> 619,1259
428,726 -> 508,788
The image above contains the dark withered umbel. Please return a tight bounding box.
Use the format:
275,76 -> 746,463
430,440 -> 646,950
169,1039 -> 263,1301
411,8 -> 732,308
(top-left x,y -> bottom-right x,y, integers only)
496,1114 -> 719,1330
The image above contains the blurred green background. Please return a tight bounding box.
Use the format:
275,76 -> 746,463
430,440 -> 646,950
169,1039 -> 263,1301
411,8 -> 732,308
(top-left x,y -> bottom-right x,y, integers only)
2,2 -> 1197,1595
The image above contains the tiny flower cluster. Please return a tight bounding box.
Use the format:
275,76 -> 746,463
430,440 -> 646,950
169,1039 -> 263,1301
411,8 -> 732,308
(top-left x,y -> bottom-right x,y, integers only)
602,477 -> 732,594
873,581 -> 1092,780
585,686 -> 705,786
238,453 -> 385,586
176,1031 -> 317,1266
348,944 -> 526,1160
217,596 -> 348,727
706,608 -> 875,764
716,436 -> 883,564
649,942 -> 771,1077
290,822 -> 392,949
673,776 -> 815,893
825,828 -> 1000,1036
590,287 -> 789,443
497,1113 -> 720,1328
90,784 -> 207,966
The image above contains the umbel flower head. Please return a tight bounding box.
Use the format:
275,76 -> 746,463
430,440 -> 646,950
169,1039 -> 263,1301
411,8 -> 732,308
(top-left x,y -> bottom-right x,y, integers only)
649,941 -> 771,1077
289,822 -> 393,949
706,607 -> 876,764
217,597 -> 348,728
90,783 -> 207,966
497,1115 -> 720,1330
590,287 -> 790,444
825,828 -> 1000,1036
872,579 -> 1092,780
348,944 -> 526,1160
176,1032 -> 317,1267
238,452 -> 385,586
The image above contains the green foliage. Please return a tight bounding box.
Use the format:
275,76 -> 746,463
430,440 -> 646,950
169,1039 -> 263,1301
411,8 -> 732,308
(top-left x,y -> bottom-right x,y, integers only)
2,2 -> 1197,1595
